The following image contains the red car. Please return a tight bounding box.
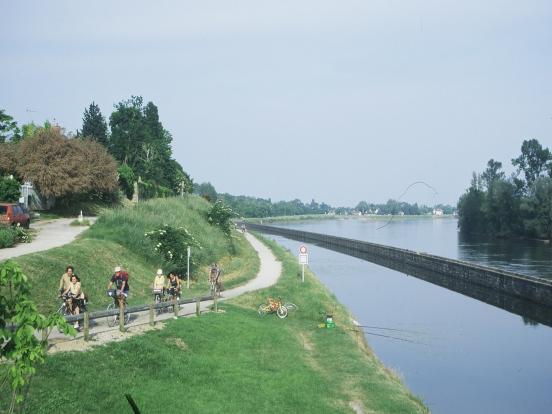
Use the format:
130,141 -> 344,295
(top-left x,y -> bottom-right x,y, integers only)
0,203 -> 31,228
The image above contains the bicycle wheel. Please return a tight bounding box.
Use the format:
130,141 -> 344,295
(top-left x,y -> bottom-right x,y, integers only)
258,304 -> 268,316
284,303 -> 298,311
277,306 -> 288,319
57,303 -> 68,316
106,303 -> 117,327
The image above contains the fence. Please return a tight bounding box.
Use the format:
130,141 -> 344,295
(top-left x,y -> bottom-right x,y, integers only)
57,293 -> 220,341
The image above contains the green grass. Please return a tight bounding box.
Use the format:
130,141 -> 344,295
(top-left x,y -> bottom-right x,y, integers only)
13,233 -> 427,414
12,195 -> 259,314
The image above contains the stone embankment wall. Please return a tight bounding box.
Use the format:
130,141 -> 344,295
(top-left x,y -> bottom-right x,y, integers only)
245,223 -> 552,308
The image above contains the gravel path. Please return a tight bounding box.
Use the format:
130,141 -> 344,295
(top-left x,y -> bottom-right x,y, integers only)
47,232 -> 282,352
0,218 -> 93,261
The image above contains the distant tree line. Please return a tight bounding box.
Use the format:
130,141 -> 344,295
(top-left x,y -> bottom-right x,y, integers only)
0,99 -> 193,206
192,182 -> 453,218
457,139 -> 552,240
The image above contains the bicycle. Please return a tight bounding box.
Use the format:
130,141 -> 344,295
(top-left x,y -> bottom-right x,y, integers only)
257,297 -> 288,319
209,277 -> 222,298
106,289 -> 130,327
153,288 -> 165,314
57,293 -> 72,317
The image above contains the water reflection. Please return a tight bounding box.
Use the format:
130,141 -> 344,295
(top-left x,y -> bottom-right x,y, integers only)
458,233 -> 552,279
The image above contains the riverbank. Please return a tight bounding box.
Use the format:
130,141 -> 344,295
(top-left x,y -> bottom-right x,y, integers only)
246,214 -> 456,224
12,229 -> 427,413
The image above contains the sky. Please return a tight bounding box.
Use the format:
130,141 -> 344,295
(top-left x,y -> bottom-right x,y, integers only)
1,0 -> 551,207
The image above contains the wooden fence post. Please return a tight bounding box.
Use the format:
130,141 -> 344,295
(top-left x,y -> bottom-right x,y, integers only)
174,298 -> 179,317
41,329 -> 48,349
149,304 -> 154,326
214,294 -> 218,312
84,312 -> 90,341
119,303 -> 125,332
196,297 -> 201,316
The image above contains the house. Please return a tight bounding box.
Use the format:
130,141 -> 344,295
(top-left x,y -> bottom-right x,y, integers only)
433,208 -> 444,216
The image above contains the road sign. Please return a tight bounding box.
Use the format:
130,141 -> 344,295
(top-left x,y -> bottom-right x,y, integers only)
299,253 -> 308,265
299,245 -> 308,254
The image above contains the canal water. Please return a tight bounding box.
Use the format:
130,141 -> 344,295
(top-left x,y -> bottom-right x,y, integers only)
265,217 -> 552,413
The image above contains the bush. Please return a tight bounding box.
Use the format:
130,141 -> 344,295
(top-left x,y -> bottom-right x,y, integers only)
0,175 -> 20,202
0,226 -> 16,248
207,200 -> 235,236
118,164 -> 136,199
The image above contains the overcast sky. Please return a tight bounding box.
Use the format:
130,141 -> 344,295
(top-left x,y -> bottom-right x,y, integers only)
1,1 -> 551,206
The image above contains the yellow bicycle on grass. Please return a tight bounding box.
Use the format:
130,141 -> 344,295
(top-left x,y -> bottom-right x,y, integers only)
257,298 -> 297,319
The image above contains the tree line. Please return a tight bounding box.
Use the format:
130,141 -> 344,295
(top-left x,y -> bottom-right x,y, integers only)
457,139 -> 552,240
192,182 -> 454,218
0,99 -> 192,206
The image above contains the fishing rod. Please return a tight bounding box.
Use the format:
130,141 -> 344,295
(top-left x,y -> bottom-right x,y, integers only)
375,181 -> 439,230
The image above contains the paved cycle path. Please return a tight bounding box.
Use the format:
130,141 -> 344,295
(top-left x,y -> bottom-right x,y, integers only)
0,218 -> 94,262
47,232 -> 282,352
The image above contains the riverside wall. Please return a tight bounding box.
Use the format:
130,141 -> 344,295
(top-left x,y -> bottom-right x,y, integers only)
245,222 -> 552,309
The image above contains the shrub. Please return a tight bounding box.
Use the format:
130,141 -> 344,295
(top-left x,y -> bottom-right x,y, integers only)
0,175 -> 20,202
0,226 -> 15,248
145,224 -> 201,276
117,164 -> 136,199
207,200 -> 235,236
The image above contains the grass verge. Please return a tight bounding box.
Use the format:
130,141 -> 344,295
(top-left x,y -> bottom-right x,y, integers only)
13,233 -> 427,413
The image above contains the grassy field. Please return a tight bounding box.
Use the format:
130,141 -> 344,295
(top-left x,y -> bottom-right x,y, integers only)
13,196 -> 259,314
12,234 -> 428,414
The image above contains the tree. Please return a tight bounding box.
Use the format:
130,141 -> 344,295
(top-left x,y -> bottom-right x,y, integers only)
0,110 -> 21,143
0,260 -> 74,411
457,173 -> 487,234
0,142 -> 18,177
525,177 -> 552,240
511,139 -> 552,190
0,176 -> 20,202
355,201 -> 369,214
481,159 -> 505,190
17,127 -> 118,201
207,200 -> 235,236
81,102 -> 109,147
194,182 -> 218,202
109,96 -> 146,169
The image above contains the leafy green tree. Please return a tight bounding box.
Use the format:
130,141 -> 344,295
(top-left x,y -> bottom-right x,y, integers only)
525,177 -> 552,240
0,176 -> 20,202
109,96 -> 146,169
356,201 -> 369,214
457,173 -> 487,234
165,159 -> 193,195
0,110 -> 21,143
117,164 -> 136,199
511,139 -> 552,190
481,159 -> 505,190
194,182 -> 218,202
81,102 -> 109,147
0,260 -> 75,411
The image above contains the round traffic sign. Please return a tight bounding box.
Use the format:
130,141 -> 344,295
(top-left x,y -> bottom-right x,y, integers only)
299,245 -> 308,254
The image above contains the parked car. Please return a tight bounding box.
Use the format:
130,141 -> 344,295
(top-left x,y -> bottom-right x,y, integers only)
0,203 -> 31,228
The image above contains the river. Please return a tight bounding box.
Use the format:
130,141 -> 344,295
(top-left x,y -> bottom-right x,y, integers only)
264,217 -> 552,414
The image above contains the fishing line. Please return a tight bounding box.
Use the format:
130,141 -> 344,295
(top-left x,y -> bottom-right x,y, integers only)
376,181 -> 439,230
355,325 -> 426,335
351,329 -> 428,346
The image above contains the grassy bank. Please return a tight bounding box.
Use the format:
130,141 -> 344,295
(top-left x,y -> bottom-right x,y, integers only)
13,196 -> 259,314
15,233 -> 427,413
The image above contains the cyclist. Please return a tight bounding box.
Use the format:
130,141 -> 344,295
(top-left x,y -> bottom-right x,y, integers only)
58,265 -> 74,296
166,271 -> 181,300
208,263 -> 222,296
62,274 -> 84,329
152,268 -> 165,302
107,266 -> 130,308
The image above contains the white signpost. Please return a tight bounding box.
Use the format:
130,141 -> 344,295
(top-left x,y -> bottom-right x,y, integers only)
299,245 -> 308,282
186,246 -> 191,289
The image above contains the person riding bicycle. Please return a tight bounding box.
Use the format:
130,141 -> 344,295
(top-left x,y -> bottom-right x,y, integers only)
62,274 -> 84,329
152,269 -> 165,301
208,263 -> 222,296
58,265 -> 74,296
166,271 -> 181,299
107,266 -> 130,306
